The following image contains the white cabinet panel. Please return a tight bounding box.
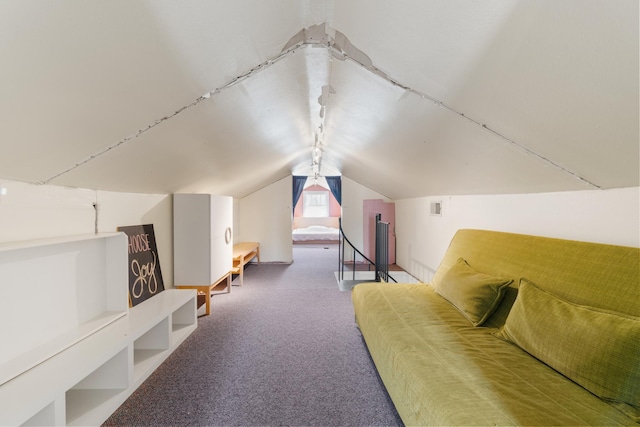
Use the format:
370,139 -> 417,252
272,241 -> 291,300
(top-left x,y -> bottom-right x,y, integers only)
174,193 -> 233,285
210,235 -> 231,281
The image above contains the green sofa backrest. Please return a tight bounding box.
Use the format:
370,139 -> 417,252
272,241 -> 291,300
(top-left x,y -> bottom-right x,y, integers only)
431,229 -> 640,318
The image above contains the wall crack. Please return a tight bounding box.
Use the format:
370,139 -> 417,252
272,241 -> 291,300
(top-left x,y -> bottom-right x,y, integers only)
42,22 -> 600,190
41,44 -> 301,185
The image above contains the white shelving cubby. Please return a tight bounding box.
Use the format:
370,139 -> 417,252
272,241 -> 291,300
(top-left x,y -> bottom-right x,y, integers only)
0,233 -> 198,426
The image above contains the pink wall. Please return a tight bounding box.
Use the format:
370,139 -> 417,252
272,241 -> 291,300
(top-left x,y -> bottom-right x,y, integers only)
293,185 -> 340,218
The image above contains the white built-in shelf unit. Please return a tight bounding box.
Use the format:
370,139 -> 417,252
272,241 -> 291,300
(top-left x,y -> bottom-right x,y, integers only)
0,233 -> 198,426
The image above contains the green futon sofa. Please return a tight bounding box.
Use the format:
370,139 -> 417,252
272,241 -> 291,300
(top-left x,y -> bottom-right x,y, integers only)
352,229 -> 639,426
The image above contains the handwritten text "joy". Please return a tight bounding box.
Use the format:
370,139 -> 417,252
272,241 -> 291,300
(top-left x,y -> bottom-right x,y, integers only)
130,251 -> 159,299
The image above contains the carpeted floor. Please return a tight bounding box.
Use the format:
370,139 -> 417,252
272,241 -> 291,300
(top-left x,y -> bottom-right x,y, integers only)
103,244 -> 403,427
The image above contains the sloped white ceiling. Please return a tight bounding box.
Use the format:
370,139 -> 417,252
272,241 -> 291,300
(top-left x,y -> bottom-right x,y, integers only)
0,0 -> 637,199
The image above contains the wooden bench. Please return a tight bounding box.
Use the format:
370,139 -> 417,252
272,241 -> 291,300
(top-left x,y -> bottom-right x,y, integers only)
175,271 -> 231,316
232,242 -> 260,286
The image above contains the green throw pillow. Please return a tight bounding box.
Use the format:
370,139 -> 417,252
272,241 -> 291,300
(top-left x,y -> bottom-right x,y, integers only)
497,278 -> 640,422
434,257 -> 513,326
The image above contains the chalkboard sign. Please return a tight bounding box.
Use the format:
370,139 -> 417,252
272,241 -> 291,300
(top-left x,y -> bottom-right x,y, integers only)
117,224 -> 165,307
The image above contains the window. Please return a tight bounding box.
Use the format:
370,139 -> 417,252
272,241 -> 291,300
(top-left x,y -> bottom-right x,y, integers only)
303,191 -> 329,217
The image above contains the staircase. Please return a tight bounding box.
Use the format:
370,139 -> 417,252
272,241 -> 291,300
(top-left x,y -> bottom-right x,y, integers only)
337,216 -> 396,291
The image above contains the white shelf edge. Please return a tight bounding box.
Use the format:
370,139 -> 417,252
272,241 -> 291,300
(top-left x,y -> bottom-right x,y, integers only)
0,311 -> 127,387
0,232 -> 123,252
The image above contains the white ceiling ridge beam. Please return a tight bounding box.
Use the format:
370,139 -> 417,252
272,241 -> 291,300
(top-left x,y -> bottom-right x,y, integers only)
287,22 -> 601,190
282,24 -> 336,178
39,45 -> 301,186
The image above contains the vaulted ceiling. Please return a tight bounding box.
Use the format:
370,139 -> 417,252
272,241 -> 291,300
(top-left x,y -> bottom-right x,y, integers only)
0,1 -> 637,200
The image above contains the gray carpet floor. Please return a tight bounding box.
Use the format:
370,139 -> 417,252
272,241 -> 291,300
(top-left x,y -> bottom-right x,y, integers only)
104,244 -> 403,426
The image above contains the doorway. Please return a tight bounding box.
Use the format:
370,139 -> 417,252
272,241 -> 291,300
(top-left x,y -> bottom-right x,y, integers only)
291,176 -> 341,247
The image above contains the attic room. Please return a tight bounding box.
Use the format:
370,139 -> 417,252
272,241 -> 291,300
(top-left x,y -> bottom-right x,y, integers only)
0,1 -> 638,426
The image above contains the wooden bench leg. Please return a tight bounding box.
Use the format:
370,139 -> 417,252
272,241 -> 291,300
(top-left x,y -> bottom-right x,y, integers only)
205,290 -> 212,315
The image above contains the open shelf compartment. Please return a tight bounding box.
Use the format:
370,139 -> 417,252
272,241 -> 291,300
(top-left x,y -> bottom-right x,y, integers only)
65,347 -> 130,426
133,317 -> 170,383
172,296 -> 197,336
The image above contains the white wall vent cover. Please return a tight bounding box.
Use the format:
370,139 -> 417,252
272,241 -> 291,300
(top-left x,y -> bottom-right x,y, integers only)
430,201 -> 442,216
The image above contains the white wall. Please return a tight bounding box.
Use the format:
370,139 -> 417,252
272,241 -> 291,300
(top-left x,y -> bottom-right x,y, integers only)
0,180 -> 95,241
5,179 -> 636,285
0,180 -> 174,286
395,187 -> 640,283
2,175 -> 378,276
236,176 -> 293,263
95,190 -> 173,287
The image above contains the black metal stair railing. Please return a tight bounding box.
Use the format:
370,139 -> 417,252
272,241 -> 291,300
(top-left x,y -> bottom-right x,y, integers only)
375,214 -> 391,283
338,217 -> 396,283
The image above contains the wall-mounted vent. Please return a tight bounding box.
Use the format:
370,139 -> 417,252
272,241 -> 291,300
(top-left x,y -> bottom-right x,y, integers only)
430,201 -> 442,216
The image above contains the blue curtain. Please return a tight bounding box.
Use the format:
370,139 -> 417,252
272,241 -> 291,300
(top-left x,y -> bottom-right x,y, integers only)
292,176 -> 308,213
325,176 -> 342,206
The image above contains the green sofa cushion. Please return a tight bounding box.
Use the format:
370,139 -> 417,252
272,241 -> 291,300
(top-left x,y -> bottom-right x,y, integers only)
434,257 -> 513,326
497,278 -> 640,421
352,282 -> 638,426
